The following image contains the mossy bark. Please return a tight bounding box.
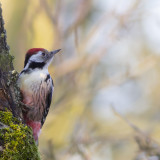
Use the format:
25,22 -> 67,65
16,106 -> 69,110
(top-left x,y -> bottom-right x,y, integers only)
0,3 -> 40,160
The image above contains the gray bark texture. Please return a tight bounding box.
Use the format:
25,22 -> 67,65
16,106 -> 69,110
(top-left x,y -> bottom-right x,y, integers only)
0,3 -> 40,160
0,4 -> 22,117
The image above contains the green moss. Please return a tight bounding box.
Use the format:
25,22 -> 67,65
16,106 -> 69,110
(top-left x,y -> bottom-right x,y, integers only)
0,111 -> 40,160
0,33 -> 5,38
0,53 -> 14,71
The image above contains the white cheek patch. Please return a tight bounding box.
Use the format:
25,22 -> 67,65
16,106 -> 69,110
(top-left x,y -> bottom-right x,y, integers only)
30,51 -> 43,62
47,57 -> 54,66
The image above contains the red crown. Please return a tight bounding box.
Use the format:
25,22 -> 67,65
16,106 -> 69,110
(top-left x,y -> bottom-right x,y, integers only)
24,48 -> 46,67
26,48 -> 45,56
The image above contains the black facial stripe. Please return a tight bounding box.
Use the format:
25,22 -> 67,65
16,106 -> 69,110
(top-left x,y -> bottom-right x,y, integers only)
28,61 -> 46,69
20,69 -> 31,75
24,54 -> 31,67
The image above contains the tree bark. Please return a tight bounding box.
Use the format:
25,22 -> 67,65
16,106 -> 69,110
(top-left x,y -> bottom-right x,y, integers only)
0,3 -> 40,160
0,2 -> 22,116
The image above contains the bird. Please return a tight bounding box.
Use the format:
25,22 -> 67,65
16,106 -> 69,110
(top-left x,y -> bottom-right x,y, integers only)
18,48 -> 61,145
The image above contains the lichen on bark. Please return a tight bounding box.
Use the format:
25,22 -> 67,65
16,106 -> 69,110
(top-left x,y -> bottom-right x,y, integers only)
0,111 -> 40,160
0,3 -> 40,160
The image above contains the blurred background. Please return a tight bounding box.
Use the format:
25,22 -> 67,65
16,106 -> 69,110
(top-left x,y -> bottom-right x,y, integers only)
2,0 -> 160,159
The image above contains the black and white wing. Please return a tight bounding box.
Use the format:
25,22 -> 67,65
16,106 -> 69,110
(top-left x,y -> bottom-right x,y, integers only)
41,75 -> 54,127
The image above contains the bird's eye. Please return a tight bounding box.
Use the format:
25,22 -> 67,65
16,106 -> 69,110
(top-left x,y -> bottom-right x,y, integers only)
42,52 -> 45,56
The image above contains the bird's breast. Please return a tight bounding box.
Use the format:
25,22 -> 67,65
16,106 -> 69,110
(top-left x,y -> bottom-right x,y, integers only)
18,70 -> 48,93
18,70 -> 51,121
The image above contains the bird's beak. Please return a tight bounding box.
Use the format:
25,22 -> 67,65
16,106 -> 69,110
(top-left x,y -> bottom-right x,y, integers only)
50,49 -> 61,55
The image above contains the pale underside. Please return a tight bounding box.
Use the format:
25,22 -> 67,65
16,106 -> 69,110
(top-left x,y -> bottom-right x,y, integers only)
18,69 -> 53,122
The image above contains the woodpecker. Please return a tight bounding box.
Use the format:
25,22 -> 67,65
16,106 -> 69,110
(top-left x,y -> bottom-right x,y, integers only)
18,48 -> 60,144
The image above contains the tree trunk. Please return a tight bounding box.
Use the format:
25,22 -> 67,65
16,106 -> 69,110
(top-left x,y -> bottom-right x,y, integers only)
0,3 -> 40,160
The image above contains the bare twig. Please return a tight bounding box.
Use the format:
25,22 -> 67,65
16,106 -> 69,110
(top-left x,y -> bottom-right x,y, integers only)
112,107 -> 160,158
47,140 -> 56,160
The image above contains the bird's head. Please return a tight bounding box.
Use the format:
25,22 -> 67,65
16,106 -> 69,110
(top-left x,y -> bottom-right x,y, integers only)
24,48 -> 61,70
